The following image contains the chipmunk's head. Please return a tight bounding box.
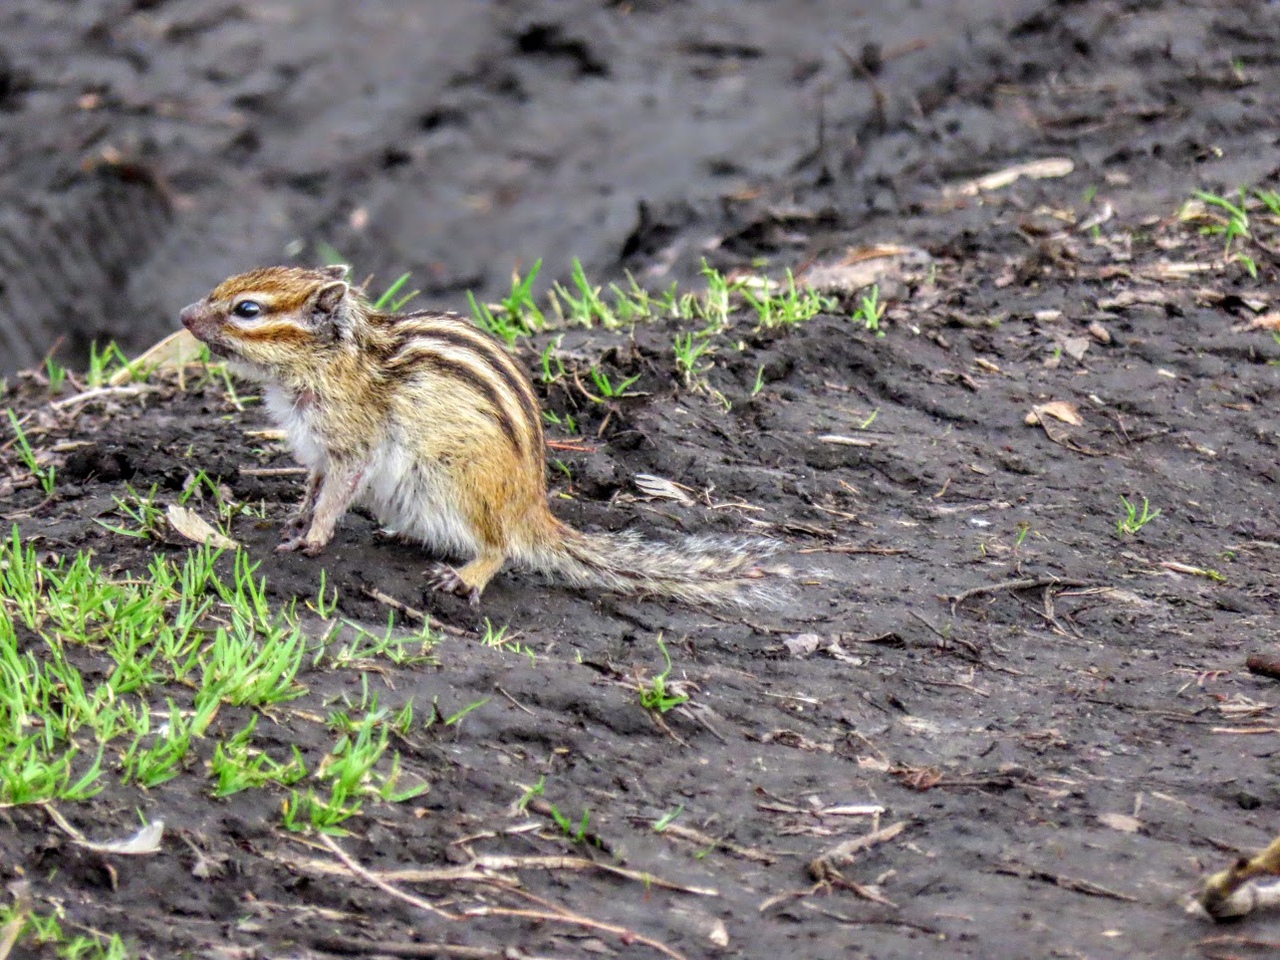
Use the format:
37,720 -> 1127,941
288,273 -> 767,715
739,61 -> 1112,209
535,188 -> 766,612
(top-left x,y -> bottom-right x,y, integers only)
180,265 -> 364,375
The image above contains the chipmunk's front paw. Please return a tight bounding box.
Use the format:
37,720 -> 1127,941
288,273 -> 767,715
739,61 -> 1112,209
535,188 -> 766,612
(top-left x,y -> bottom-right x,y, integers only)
425,563 -> 480,607
281,515 -> 310,539
276,536 -> 307,554
276,534 -> 327,556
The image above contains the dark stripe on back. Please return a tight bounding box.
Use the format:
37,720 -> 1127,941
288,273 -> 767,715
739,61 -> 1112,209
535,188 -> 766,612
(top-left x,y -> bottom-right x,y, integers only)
389,349 -> 523,453
400,325 -> 541,438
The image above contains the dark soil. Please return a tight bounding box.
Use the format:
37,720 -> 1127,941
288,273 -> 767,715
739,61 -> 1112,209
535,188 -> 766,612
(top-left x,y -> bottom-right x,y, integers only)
4,1 -> 1280,958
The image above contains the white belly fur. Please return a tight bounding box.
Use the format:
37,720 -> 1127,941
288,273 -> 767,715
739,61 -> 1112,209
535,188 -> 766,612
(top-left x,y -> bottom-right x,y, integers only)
357,442 -> 479,558
264,385 -> 327,473
264,385 -> 478,560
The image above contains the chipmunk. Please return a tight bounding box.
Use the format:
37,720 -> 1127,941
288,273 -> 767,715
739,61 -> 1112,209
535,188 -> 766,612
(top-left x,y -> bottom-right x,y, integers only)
180,265 -> 785,607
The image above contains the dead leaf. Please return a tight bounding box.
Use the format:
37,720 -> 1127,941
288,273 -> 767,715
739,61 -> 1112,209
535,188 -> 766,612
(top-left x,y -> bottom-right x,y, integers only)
1087,321 -> 1112,344
1097,813 -> 1142,834
762,729 -> 834,752
1026,402 -> 1084,427
949,158 -> 1074,197
1249,311 -> 1280,330
802,245 -> 932,295
75,819 -> 165,855
822,641 -> 865,665
0,882 -> 30,958
166,505 -> 240,550
634,474 -> 695,505
112,330 -> 206,385
817,434 -> 875,447
899,716 -> 941,736
708,919 -> 729,948
1076,201 -> 1114,233
784,634 -> 824,659
1143,261 -> 1213,281
1097,288 -> 1175,310
1061,337 -> 1091,362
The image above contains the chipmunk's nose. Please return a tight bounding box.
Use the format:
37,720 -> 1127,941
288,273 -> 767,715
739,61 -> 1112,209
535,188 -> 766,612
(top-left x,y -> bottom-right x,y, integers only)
179,303 -> 207,336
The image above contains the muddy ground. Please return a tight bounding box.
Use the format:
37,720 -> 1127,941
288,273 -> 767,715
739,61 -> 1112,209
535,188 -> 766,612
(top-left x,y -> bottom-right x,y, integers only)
4,0 -> 1280,958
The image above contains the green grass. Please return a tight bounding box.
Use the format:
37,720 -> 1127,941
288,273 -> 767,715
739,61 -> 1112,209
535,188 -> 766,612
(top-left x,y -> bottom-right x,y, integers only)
325,611 -> 437,668
586,365 -> 641,401
547,258 -> 711,330
0,898 -> 131,959
45,354 -> 69,394
673,331 -> 715,389
0,525 -> 438,821
86,341 -> 143,388
852,284 -> 886,333
469,259 -> 547,346
465,257 -> 841,346
460,256 -> 867,414
371,271 -> 421,313
1117,495 -> 1160,537
512,775 -> 597,846
1186,185 -> 1280,279
739,269 -> 834,329
637,634 -> 689,713
480,618 -> 537,664
211,715 -> 307,796
6,409 -> 56,497
538,336 -> 568,384
95,483 -> 165,539
283,706 -> 426,834
541,408 -> 578,434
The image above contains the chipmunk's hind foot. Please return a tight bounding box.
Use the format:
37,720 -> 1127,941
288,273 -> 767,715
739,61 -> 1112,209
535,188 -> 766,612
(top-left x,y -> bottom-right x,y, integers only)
424,562 -> 481,607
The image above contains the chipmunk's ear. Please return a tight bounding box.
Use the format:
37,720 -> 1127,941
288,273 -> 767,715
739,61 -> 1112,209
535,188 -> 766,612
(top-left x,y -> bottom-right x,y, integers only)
318,264 -> 350,282
310,280 -> 350,324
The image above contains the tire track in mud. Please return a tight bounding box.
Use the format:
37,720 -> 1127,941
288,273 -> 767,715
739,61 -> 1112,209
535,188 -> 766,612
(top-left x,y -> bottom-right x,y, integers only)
0,176 -> 172,369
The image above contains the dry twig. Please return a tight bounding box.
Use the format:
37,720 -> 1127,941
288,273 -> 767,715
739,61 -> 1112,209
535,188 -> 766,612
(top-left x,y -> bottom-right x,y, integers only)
318,834 -> 458,920
361,585 -> 471,637
944,577 -> 1089,611
309,935 -> 503,959
658,822 -> 775,864
808,820 -> 908,883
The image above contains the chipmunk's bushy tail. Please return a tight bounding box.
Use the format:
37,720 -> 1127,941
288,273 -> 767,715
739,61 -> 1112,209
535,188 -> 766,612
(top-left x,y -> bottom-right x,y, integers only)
521,520 -> 790,609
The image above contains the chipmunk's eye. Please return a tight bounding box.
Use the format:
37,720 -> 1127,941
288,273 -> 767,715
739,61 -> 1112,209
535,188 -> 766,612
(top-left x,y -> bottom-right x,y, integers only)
232,300 -> 262,319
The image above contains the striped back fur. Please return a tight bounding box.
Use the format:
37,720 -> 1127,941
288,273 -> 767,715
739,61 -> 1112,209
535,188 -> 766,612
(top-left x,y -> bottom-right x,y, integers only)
372,310 -> 544,460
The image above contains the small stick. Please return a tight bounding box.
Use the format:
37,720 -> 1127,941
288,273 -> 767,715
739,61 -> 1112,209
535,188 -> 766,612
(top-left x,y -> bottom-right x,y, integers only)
944,577 -> 1089,609
318,834 -> 458,921
309,935 -> 502,958
496,686 -> 536,716
916,677 -> 990,698
469,854 -> 717,896
908,610 -> 981,658
809,821 -> 909,882
361,585 -> 471,637
51,385 -> 156,411
238,466 -> 310,477
463,905 -> 688,960
658,823 -> 775,864
800,543 -> 909,555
